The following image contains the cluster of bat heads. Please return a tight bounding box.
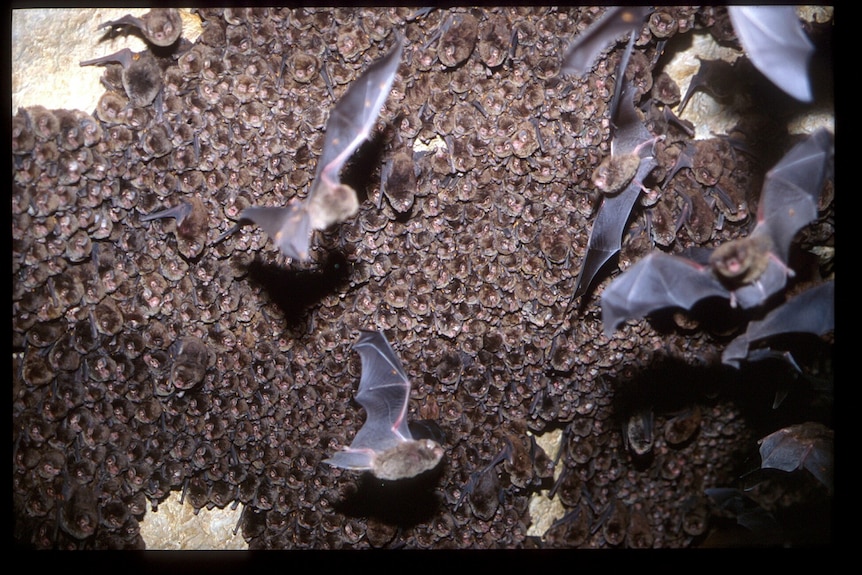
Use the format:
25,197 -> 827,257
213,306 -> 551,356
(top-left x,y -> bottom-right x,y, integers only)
76,7 -> 832,483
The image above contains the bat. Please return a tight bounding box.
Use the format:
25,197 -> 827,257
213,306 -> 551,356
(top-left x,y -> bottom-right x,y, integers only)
571,40 -> 660,304
727,6 -> 814,102
239,38 -> 403,261
141,197 -> 207,240
758,422 -> 833,493
560,6 -> 652,76
98,8 -> 183,47
80,48 -> 162,108
722,280 -> 834,368
601,128 -> 833,337
325,329 -> 444,480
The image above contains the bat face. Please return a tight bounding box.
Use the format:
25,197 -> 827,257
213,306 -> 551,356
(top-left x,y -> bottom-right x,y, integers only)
325,329 -> 444,481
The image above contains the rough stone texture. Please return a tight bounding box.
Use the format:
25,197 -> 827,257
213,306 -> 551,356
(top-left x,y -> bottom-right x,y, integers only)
12,7 -> 833,549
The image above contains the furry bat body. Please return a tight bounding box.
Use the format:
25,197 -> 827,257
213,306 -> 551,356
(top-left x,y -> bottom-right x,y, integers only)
602,128 -> 833,337
325,330 -> 444,481
240,38 -> 403,261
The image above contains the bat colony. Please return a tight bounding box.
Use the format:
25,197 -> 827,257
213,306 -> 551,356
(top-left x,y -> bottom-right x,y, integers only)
106,8 -> 831,482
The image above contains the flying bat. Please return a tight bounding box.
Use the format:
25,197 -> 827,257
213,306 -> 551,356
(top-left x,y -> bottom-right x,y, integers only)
238,38 -> 403,261
560,6 -> 652,76
602,128 -> 833,337
325,329 -> 444,481
571,39 -> 661,305
727,6 -> 814,102
722,280 -> 834,368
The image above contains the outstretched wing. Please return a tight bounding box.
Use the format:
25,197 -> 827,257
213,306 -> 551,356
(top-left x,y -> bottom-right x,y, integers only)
727,6 -> 814,102
601,251 -> 729,337
314,38 -> 403,190
758,128 -> 833,263
349,329 -> 412,453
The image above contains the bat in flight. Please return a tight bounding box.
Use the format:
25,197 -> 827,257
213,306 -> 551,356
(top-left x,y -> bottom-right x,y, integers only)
325,329 -> 444,481
570,34 -> 661,306
601,128 -> 833,337
237,38 -> 403,261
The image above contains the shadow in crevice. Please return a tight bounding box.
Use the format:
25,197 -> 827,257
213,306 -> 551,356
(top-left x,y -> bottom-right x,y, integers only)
243,251 -> 352,328
333,463 -> 445,527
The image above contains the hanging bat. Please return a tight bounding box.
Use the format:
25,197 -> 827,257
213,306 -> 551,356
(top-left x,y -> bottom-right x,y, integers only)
601,128 -> 833,337
758,422 -> 833,493
238,38 -> 403,261
722,280 -> 834,368
727,6 -> 814,102
98,8 -> 183,47
80,48 -> 162,108
571,39 -> 661,305
325,329 -> 444,481
560,6 -> 652,76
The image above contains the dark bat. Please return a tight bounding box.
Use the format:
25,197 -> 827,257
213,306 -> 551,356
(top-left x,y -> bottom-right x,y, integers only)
560,6 -> 652,76
571,43 -> 660,304
325,329 -> 444,480
601,128 -> 833,336
98,8 -> 183,47
722,280 -> 834,368
758,422 -> 833,493
239,38 -> 403,261
727,6 -> 814,102
80,48 -> 162,108
141,196 -> 209,259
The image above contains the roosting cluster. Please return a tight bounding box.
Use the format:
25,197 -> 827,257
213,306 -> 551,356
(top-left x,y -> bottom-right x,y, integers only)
13,6 -> 833,549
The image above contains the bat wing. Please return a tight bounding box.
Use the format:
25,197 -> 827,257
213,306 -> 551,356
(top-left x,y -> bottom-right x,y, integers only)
313,38 -> 403,190
572,157 -> 656,302
572,69 -> 659,303
730,255 -> 791,309
601,251 -> 729,337
560,6 -> 651,76
240,203 -> 311,261
758,128 -> 833,263
758,422 -> 833,492
727,6 -> 814,102
723,280 -> 834,367
348,329 -> 412,453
